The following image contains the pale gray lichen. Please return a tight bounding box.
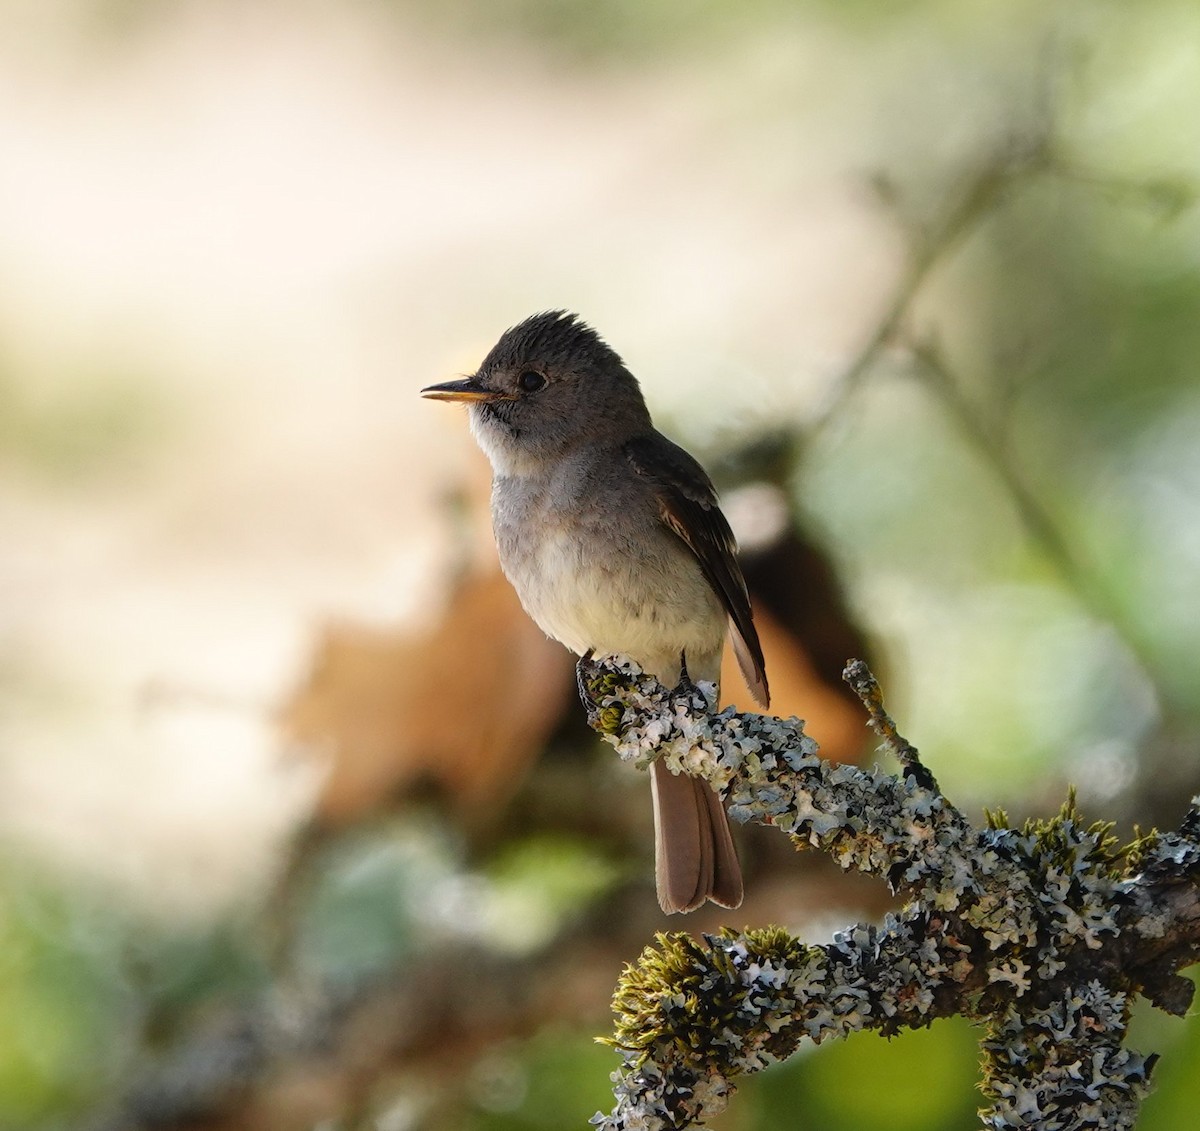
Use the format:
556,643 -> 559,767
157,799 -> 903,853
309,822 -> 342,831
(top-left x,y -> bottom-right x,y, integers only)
582,657 -> 1200,1131
980,984 -> 1153,1131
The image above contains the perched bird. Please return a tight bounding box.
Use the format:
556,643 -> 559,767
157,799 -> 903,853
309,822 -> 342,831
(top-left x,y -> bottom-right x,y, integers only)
422,311 -> 768,912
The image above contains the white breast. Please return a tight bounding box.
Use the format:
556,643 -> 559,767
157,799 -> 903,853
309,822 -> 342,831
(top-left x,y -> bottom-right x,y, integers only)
495,493 -> 727,686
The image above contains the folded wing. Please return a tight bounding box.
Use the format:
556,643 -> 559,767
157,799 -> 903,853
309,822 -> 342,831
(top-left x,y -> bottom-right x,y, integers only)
624,433 -> 769,709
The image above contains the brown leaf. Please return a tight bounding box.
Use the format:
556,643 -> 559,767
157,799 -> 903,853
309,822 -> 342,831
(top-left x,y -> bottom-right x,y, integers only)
282,568 -> 574,829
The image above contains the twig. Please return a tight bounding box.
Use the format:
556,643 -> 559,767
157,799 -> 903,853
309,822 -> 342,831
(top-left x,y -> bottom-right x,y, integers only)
841,658 -> 935,792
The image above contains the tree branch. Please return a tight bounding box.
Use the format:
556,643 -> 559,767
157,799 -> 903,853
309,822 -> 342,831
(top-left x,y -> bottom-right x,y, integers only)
579,656 -> 1200,1131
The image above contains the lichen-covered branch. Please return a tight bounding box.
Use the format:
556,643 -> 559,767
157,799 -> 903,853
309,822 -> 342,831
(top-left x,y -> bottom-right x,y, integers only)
580,656 -> 1200,1131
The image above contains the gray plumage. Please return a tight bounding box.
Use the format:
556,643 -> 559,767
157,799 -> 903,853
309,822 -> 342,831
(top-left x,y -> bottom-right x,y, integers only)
422,310 -> 769,913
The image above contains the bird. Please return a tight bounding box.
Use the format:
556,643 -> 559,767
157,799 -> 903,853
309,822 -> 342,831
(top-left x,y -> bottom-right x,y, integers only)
421,310 -> 768,912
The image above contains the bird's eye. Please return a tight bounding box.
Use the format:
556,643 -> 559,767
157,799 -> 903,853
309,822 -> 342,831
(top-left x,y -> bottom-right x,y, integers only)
518,370 -> 546,393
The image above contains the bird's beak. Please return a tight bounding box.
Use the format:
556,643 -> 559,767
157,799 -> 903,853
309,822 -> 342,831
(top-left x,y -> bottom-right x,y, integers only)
420,376 -> 498,403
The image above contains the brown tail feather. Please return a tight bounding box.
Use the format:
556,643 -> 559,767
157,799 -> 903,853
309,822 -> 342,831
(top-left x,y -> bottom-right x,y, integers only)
728,615 -> 770,709
651,758 -> 743,913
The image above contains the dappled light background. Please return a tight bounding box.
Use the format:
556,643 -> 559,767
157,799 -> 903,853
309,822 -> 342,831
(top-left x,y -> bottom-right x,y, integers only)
2,1 -> 1200,1128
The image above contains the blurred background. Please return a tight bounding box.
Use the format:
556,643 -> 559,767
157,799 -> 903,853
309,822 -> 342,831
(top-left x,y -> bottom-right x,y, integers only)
2,0 -> 1199,1128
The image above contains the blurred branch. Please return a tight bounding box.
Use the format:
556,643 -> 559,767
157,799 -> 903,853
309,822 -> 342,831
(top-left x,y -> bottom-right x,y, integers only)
580,657 -> 1200,1131
812,135 -> 1054,433
908,340 -> 1172,718
804,138 -> 1199,727
1051,164 -> 1199,222
908,342 -> 1090,598
91,884 -> 666,1131
813,137 -> 1197,434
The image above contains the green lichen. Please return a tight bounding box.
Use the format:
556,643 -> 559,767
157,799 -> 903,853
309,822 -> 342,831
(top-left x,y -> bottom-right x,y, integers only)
1119,826 -> 1161,876
607,928 -> 817,1067
594,704 -> 626,735
1018,791 -> 1125,881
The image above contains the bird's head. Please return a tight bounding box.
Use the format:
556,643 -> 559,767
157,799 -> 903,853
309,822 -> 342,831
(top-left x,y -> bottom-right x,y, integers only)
422,311 -> 651,474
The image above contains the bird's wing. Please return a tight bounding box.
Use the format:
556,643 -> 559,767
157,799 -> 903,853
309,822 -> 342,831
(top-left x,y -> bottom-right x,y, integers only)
624,434 -> 769,708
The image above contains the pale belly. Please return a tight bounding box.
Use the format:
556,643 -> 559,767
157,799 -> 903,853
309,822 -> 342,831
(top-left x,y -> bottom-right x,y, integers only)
494,504 -> 726,686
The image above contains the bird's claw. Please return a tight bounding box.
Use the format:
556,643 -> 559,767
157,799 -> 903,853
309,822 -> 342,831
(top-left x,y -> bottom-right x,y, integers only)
576,649 -> 601,722
670,649 -> 705,708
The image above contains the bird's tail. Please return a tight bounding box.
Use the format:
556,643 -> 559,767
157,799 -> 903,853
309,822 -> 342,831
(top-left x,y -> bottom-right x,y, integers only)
650,757 -> 743,913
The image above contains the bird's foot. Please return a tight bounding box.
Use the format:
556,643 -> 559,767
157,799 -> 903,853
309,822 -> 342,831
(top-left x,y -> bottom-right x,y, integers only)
670,649 -> 708,710
575,649 -> 601,722
675,649 -> 696,695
